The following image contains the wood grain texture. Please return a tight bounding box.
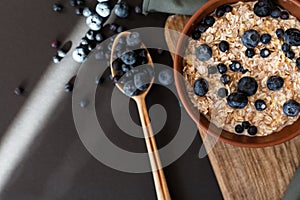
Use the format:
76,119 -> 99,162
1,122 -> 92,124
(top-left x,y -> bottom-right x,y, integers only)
165,15 -> 300,200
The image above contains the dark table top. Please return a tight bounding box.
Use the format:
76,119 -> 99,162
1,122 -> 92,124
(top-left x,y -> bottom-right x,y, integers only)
0,0 -> 222,199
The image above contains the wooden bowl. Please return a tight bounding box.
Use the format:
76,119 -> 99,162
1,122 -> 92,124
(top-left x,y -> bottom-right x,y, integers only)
174,0 -> 300,147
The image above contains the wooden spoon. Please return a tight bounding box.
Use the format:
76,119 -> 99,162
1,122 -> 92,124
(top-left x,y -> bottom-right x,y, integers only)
110,31 -> 171,200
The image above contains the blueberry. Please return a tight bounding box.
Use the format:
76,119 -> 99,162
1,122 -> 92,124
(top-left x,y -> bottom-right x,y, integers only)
281,43 -> 290,52
255,99 -> 267,111
280,10 -> 289,20
296,57 -> 300,70
253,1 -> 272,17
224,4 -> 233,12
248,126 -> 258,135
194,78 -> 209,96
126,32 -> 141,47
245,48 -> 255,58
260,33 -> 271,44
267,76 -> 284,91
14,87 -> 24,96
96,2 -> 111,18
116,25 -> 124,33
53,55 -> 62,63
80,37 -> 89,45
217,63 -> 227,74
276,28 -> 285,38
86,29 -> 95,41
72,47 -> 89,63
237,76 -> 258,96
215,6 -> 225,17
109,23 -> 118,32
95,33 -> 103,42
75,8 -> 84,15
229,61 -> 243,72
195,44 -> 212,61
242,30 -> 260,48
271,7 -> 281,18
134,71 -> 151,91
191,31 -> 201,40
242,121 -> 250,129
220,74 -> 230,85
69,0 -> 77,7
158,69 -> 173,86
114,2 -> 129,18
83,7 -> 92,17
112,58 -> 123,71
203,16 -> 215,27
120,51 -> 137,65
208,65 -> 218,74
219,41 -> 229,52
64,82 -> 73,93
76,0 -> 85,6
134,5 -> 142,14
217,88 -> 228,98
53,3 -> 63,13
196,23 -> 208,33
123,80 -> 138,96
283,100 -> 300,117
235,124 -> 244,134
284,28 -> 300,46
227,92 -> 248,109
86,14 -> 103,31
286,50 -> 295,59
260,48 -> 271,58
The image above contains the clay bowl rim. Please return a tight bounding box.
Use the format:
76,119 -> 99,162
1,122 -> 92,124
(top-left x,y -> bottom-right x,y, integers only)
173,0 -> 300,148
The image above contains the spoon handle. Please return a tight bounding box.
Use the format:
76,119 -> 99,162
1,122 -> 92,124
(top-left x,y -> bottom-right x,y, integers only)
135,97 -> 171,200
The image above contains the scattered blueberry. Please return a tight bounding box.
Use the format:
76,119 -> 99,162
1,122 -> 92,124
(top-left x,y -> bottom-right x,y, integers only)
86,29 -> 95,40
242,29 -> 260,48
116,25 -> 124,33
72,47 -> 89,63
192,31 -> 201,40
280,10 -> 289,20
194,78 -> 209,96
296,57 -> 300,70
134,5 -> 142,14
76,0 -> 85,6
53,55 -> 62,63
51,40 -> 61,49
80,37 -> 89,45
14,87 -> 24,96
57,49 -> 67,57
204,16 -> 215,27
95,33 -> 103,42
229,60 -> 243,72
114,2 -> 129,18
195,44 -> 212,61
245,48 -> 255,58
242,121 -> 250,129
260,48 -> 271,58
109,23 -> 118,32
88,43 -> 96,51
248,126 -> 258,135
237,76 -> 258,96
217,63 -> 227,74
286,50 -> 295,59
281,43 -> 290,52
260,33 -> 271,44
219,41 -> 229,52
255,99 -> 267,111
53,3 -> 63,13
235,124 -> 244,134
271,7 -> 281,18
253,0 -> 272,17
126,32 -> 141,47
65,83 -> 73,93
158,69 -> 173,86
227,92 -> 248,109
276,28 -> 285,39
267,76 -> 284,91
208,66 -> 218,75
284,28 -> 300,46
220,74 -> 230,85
120,51 -> 137,65
283,100 -> 300,117
217,88 -> 228,98
75,8 -> 84,15
215,6 -> 225,17
86,14 -> 103,31
96,2 -> 111,18
69,0 -> 77,7
83,7 -> 92,17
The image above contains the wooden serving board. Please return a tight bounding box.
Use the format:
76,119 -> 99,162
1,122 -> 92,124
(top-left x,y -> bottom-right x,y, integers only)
165,15 -> 300,200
